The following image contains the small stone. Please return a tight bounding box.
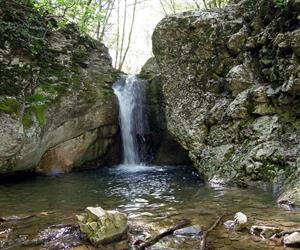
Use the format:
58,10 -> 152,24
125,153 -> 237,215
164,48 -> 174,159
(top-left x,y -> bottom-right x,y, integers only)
209,176 -> 227,189
224,220 -> 235,230
174,225 -> 202,236
283,232 -> 300,247
234,212 -> 247,231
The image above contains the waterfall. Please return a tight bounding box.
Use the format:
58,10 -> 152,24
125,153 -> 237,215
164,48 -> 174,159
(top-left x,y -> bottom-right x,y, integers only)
113,75 -> 149,165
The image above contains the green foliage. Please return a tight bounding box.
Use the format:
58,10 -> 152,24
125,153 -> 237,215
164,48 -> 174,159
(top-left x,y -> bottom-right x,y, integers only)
24,85 -> 58,128
160,0 -> 229,14
274,0 -> 287,8
205,0 -> 229,8
0,97 -> 21,117
32,0 -> 105,35
32,104 -> 47,127
0,0 -> 48,55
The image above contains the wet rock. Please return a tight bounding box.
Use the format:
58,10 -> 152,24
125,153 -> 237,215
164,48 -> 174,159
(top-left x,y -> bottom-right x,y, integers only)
277,171 -> 300,208
250,225 -> 281,239
283,232 -> 300,247
0,228 -> 12,248
173,225 -> 202,236
224,212 -> 247,231
209,176 -> 228,189
223,220 -> 235,230
77,207 -> 128,247
234,212 -> 247,231
278,200 -> 295,211
36,224 -> 84,250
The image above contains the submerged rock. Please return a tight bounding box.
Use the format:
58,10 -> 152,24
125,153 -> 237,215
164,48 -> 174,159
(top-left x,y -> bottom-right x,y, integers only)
283,232 -> 300,247
77,207 -> 128,247
0,228 -> 12,248
36,225 -> 84,250
224,212 -> 247,231
173,225 -> 202,236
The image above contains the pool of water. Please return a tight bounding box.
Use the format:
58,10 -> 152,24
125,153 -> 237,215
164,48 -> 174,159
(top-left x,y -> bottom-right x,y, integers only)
0,165 -> 299,249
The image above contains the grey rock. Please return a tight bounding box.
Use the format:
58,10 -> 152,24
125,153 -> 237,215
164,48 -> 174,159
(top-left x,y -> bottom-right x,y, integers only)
0,4 -> 121,175
283,232 -> 300,246
173,225 -> 202,236
150,0 -> 300,206
76,207 -> 128,246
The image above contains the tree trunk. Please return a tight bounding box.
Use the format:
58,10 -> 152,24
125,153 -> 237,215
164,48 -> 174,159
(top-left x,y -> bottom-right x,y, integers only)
118,0 -> 138,70
114,0 -> 120,68
118,0 -> 128,69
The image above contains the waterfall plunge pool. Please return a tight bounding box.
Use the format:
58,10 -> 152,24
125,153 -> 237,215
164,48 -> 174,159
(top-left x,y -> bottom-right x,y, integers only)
1,76 -> 299,249
0,165 -> 299,249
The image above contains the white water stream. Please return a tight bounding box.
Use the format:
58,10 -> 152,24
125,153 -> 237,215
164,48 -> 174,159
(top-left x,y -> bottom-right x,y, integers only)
113,75 -> 148,166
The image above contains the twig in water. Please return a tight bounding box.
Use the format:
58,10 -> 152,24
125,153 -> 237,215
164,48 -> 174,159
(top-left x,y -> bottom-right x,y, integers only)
200,213 -> 226,250
136,219 -> 191,250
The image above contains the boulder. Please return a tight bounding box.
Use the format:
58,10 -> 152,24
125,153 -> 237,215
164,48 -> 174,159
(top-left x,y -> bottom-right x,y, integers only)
76,207 -> 128,247
283,232 -> 300,247
0,0 -> 121,175
150,0 -> 300,199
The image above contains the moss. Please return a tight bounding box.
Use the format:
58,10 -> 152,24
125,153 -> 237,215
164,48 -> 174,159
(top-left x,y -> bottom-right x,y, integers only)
0,0 -> 48,56
0,97 -> 21,117
22,111 -> 33,129
32,104 -> 47,127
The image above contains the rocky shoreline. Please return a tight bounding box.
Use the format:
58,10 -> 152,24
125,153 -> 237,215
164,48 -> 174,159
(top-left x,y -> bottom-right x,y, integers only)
1,206 -> 300,249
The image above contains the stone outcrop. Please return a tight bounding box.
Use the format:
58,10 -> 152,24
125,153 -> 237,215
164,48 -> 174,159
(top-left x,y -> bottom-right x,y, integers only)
140,58 -> 191,165
0,0 -> 120,174
76,207 -> 128,246
151,0 -> 300,205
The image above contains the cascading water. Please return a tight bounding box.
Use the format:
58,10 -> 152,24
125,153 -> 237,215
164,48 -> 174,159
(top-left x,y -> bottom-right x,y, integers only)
113,75 -> 150,165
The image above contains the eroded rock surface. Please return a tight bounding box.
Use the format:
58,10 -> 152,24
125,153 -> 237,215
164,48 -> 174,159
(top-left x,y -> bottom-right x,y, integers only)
77,207 -> 128,247
151,0 -> 300,205
0,0 -> 120,174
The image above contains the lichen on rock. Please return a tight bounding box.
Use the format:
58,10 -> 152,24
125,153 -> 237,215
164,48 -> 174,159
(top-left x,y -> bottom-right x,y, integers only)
150,0 -> 300,206
0,0 -> 121,174
76,207 -> 128,247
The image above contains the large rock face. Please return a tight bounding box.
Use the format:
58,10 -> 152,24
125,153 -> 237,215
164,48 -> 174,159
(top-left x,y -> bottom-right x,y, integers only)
151,0 -> 300,204
140,58 -> 191,165
0,0 -> 120,174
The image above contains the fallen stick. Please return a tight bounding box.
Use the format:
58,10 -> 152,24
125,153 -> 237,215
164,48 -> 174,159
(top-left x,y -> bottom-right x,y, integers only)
0,215 -> 34,222
200,213 -> 226,250
136,219 -> 191,250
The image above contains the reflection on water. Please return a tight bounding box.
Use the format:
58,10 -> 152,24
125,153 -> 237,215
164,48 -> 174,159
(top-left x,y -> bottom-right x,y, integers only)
0,165 -> 299,249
